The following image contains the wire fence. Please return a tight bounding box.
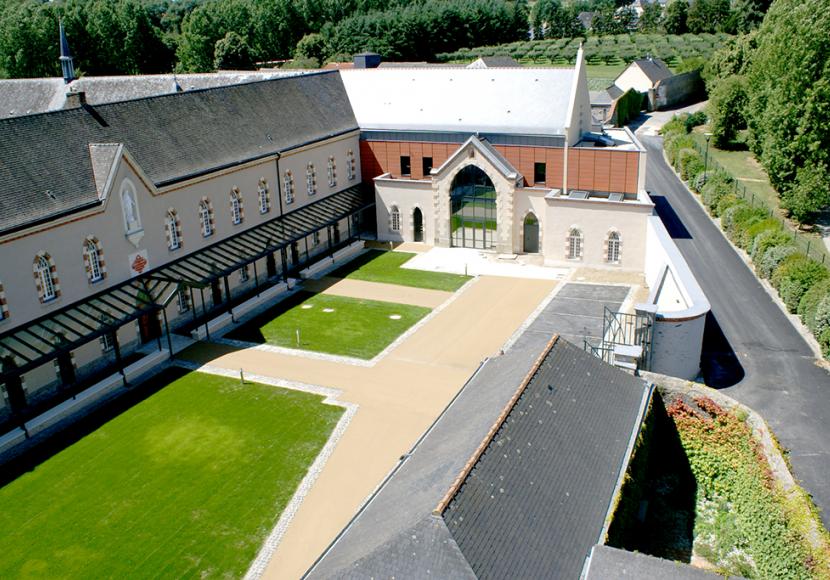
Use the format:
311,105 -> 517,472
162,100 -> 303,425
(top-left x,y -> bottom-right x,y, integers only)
692,141 -> 828,265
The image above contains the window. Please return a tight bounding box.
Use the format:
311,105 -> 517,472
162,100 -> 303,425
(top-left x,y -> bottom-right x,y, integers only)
284,171 -> 294,204
347,150 -> 356,180
327,156 -> 336,187
312,230 -> 320,247
35,254 -> 57,302
240,264 -> 250,283
258,179 -> 270,214
167,210 -> 181,250
0,281 -> 9,321
177,289 -> 191,313
422,156 -> 433,177
84,239 -> 104,283
390,206 -> 401,232
100,318 -> 114,352
567,228 -> 583,260
400,156 -> 411,176
534,162 -> 546,184
199,199 -> 213,237
607,231 -> 621,263
306,163 -> 316,195
230,188 -> 243,225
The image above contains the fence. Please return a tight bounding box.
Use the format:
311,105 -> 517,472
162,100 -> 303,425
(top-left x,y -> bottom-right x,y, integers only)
692,140 -> 828,265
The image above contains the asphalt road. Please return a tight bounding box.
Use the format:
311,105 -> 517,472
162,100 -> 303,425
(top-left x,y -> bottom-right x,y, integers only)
642,135 -> 830,528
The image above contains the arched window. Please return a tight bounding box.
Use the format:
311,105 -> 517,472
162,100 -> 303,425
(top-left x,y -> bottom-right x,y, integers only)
327,156 -> 336,187
607,231 -> 621,263
0,281 -> 9,321
567,228 -> 583,260
258,179 -> 270,214
83,238 -> 104,283
34,254 -> 58,302
306,163 -> 316,195
284,171 -> 294,204
199,199 -> 213,237
167,209 -> 182,250
390,206 -> 401,232
230,188 -> 243,225
346,150 -> 356,181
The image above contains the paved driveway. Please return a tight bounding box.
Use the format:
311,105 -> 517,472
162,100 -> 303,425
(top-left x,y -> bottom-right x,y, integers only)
642,135 -> 830,527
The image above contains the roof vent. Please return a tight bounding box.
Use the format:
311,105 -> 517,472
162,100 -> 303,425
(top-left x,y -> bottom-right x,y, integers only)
569,190 -> 589,199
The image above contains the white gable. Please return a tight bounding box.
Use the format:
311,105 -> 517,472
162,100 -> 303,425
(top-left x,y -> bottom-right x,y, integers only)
340,67 -> 576,136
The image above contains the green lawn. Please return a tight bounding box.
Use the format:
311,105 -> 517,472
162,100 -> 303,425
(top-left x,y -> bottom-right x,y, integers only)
0,369 -> 342,579
329,250 -> 470,291
226,291 -> 431,359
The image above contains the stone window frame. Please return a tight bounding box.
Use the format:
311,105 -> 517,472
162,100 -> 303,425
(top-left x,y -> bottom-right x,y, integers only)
0,280 -> 9,322
258,178 -> 270,214
306,163 -> 317,196
327,156 -> 337,188
166,208 -> 183,251
566,227 -> 583,261
390,205 -> 401,232
82,236 -> 107,284
605,229 -> 622,264
230,187 -> 244,225
199,198 -> 215,237
33,251 -> 60,303
346,149 -> 356,181
284,171 -> 295,204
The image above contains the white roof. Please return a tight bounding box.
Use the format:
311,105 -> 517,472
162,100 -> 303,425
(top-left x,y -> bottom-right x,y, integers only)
340,68 -> 576,136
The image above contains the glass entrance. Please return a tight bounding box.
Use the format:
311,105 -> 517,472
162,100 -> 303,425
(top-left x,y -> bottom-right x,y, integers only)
450,166 -> 497,249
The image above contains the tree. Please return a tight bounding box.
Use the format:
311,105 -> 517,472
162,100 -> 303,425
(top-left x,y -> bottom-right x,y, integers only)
638,2 -> 664,33
783,164 -> 830,224
702,31 -> 756,91
729,0 -> 771,33
707,75 -> 747,148
531,0 -> 581,39
0,1 -> 58,79
664,0 -> 688,34
687,0 -> 732,33
294,33 -> 327,65
214,31 -> 254,70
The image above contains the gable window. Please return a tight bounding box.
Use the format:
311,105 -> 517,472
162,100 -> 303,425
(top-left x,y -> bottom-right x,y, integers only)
84,238 -> 105,283
34,254 -> 58,302
284,171 -> 294,204
306,163 -> 316,195
567,228 -> 583,260
230,188 -> 243,225
327,156 -> 336,187
177,289 -> 191,313
400,156 -> 411,176
167,209 -> 182,250
607,231 -> 621,263
258,179 -> 270,214
422,157 -> 433,177
390,205 -> 401,232
199,199 -> 214,237
347,150 -> 356,181
534,162 -> 546,185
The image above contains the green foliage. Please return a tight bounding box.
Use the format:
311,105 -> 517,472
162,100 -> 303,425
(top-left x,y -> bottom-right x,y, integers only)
702,30 -> 756,91
737,216 -> 779,250
707,75 -> 748,148
724,205 -> 767,247
667,396 -> 813,579
294,33 -> 326,66
685,110 -> 708,131
614,88 -> 644,126
797,278 -> 830,335
715,192 -> 741,217
638,2 -> 663,33
719,200 -> 748,231
700,170 -> 734,213
750,228 -> 791,262
213,31 -> 254,70
687,0 -> 732,34
677,148 -> 704,181
815,296 -> 830,346
744,0 -> 830,225
771,254 -> 829,313
530,0 -> 582,39
664,0 -> 689,34
757,244 -> 798,279
329,249 -> 470,291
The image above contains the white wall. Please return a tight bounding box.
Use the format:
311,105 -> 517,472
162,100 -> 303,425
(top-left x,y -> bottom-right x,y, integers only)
374,177 -> 434,244
614,64 -> 652,94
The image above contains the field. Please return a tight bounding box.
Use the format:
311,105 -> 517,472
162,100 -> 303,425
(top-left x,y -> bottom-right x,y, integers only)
0,369 -> 343,578
225,291 -> 431,359
329,250 -> 470,291
438,32 -> 732,70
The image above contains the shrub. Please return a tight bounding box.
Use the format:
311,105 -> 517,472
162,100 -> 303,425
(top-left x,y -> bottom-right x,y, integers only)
665,133 -> 696,165
739,217 -> 781,251
678,148 -> 704,180
661,114 -> 689,137
720,201 -> 748,231
797,279 -> 830,334
685,110 -> 707,132
691,171 -> 708,193
771,254 -> 828,312
750,229 -> 792,262
715,193 -> 742,217
820,327 -> 830,357
757,244 -> 798,279
700,171 -> 733,212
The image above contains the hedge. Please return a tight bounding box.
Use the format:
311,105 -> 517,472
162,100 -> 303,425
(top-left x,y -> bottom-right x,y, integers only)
677,148 -> 704,181
700,171 -> 734,214
797,279 -> 830,335
771,254 -> 829,313
751,229 -> 793,262
715,193 -> 742,217
737,217 -> 781,251
758,245 -> 799,280
725,206 -> 769,247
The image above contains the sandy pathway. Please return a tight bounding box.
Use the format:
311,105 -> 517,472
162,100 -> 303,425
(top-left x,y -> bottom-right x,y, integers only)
301,277 -> 452,308
180,275 -> 557,579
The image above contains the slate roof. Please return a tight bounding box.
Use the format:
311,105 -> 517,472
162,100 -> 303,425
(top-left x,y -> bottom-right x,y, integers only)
0,71 -> 357,236
632,57 -> 673,84
585,545 -> 742,579
467,56 -> 521,68
308,336 -> 651,579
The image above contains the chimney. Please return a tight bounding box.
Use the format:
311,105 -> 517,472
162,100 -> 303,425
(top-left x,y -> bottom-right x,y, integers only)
65,90 -> 86,109
353,52 -> 381,69
59,21 -> 75,84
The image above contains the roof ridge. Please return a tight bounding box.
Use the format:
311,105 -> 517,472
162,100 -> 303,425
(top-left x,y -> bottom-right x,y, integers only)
432,334 -> 560,516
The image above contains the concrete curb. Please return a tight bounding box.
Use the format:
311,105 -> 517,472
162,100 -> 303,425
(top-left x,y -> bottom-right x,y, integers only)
659,146 -> 825,361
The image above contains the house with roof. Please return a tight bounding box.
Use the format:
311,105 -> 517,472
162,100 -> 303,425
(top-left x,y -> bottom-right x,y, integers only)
613,56 -> 674,95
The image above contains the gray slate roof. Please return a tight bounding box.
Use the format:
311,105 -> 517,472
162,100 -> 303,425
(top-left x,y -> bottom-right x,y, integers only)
0,71 -> 357,236
586,545 -> 742,579
632,57 -> 673,84
309,336 -> 650,579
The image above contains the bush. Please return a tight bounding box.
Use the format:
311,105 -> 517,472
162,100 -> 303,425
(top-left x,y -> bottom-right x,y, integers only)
750,229 -> 792,262
665,133 -> 696,166
691,171 -> 708,193
797,279 -> 830,334
726,206 -> 768,247
707,75 -> 748,148
720,200 -> 748,231
661,114 -> 690,137
685,110 -> 707,132
715,193 -> 742,217
700,171 -> 733,212
678,148 -> 705,180
757,244 -> 798,279
820,327 -> 830,357
771,254 -> 828,312
739,217 -> 781,251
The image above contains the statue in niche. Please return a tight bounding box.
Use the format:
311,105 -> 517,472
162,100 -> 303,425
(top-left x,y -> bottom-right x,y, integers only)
122,185 -> 141,233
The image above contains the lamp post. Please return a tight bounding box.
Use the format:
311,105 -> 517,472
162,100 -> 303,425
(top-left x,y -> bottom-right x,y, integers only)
704,132 -> 713,178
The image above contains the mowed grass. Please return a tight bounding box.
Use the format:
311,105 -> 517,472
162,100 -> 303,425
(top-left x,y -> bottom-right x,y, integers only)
0,369 -> 343,579
329,250 -> 470,291
226,292 -> 431,359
